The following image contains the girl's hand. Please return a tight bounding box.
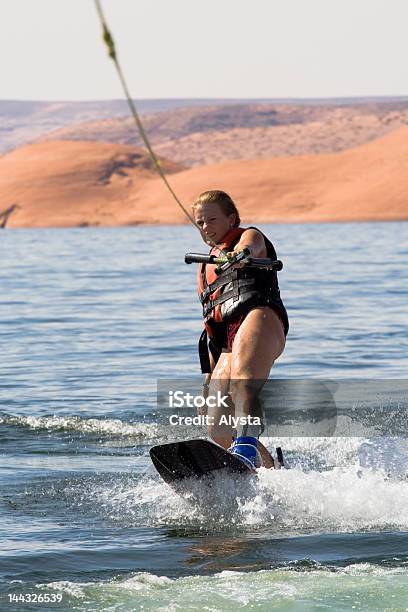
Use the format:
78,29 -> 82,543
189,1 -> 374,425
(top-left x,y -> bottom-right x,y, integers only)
226,247 -> 252,268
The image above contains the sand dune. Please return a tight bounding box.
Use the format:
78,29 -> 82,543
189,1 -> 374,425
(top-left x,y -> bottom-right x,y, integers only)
0,140 -> 183,228
123,126 -> 408,224
2,127 -> 408,228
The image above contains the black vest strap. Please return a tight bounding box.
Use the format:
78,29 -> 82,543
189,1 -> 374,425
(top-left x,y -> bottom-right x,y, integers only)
198,329 -> 211,373
198,329 -> 224,373
202,277 -> 256,318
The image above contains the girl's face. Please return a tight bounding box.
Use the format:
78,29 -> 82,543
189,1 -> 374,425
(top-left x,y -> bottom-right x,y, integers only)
194,202 -> 236,244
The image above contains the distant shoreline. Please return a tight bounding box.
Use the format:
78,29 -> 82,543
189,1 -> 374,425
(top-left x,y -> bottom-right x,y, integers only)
2,100 -> 408,229
4,217 -> 408,230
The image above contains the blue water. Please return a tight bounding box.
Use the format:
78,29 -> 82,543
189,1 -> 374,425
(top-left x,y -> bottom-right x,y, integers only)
1,223 -> 408,611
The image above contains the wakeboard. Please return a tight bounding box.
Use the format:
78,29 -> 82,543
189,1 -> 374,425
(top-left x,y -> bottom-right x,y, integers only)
150,438 -> 254,484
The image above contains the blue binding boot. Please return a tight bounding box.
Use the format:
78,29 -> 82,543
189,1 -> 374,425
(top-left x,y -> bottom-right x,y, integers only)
229,436 -> 262,469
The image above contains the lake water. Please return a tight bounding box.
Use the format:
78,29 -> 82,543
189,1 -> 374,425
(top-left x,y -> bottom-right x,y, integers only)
1,222 -> 408,611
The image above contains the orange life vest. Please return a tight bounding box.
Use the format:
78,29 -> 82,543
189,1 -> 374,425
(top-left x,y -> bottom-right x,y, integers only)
197,227 -> 244,326
196,226 -> 289,372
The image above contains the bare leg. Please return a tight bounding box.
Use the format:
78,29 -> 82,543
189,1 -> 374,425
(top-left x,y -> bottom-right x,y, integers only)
229,307 -> 285,465
229,307 -> 285,416
207,308 -> 285,456
206,351 -> 234,448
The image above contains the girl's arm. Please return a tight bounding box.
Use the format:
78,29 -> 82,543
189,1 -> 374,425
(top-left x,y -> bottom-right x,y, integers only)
227,228 -> 267,259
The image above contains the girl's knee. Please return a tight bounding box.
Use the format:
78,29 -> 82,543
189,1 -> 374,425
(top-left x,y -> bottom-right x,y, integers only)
228,379 -> 265,413
229,378 -> 264,396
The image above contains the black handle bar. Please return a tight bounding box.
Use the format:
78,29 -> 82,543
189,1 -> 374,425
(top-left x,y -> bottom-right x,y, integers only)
185,252 -> 283,271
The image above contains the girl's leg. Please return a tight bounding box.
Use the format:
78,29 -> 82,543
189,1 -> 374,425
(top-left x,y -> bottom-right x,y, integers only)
229,307 -> 286,427
206,351 -> 234,448
206,308 -> 285,451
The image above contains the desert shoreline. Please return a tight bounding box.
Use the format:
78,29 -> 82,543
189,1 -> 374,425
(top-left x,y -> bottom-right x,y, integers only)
2,102 -> 408,229
3,216 -> 408,230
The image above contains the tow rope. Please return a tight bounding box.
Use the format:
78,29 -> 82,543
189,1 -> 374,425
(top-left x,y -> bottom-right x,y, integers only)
94,0 -> 225,253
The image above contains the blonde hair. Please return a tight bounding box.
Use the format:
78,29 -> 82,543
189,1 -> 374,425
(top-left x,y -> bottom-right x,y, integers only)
192,190 -> 241,227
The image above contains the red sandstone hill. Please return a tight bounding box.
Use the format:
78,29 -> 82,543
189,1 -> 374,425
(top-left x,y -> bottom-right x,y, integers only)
0,140 -> 183,228
112,125 -> 408,224
2,127 -> 408,228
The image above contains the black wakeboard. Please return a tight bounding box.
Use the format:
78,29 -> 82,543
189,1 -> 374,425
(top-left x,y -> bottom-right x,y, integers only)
150,438 -> 254,484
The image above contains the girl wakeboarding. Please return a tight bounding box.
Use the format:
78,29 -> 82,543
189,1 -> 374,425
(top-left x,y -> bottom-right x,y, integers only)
192,190 -> 289,469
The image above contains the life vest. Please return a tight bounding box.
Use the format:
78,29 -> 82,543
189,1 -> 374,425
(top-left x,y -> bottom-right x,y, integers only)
197,227 -> 245,325
197,226 -> 289,372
